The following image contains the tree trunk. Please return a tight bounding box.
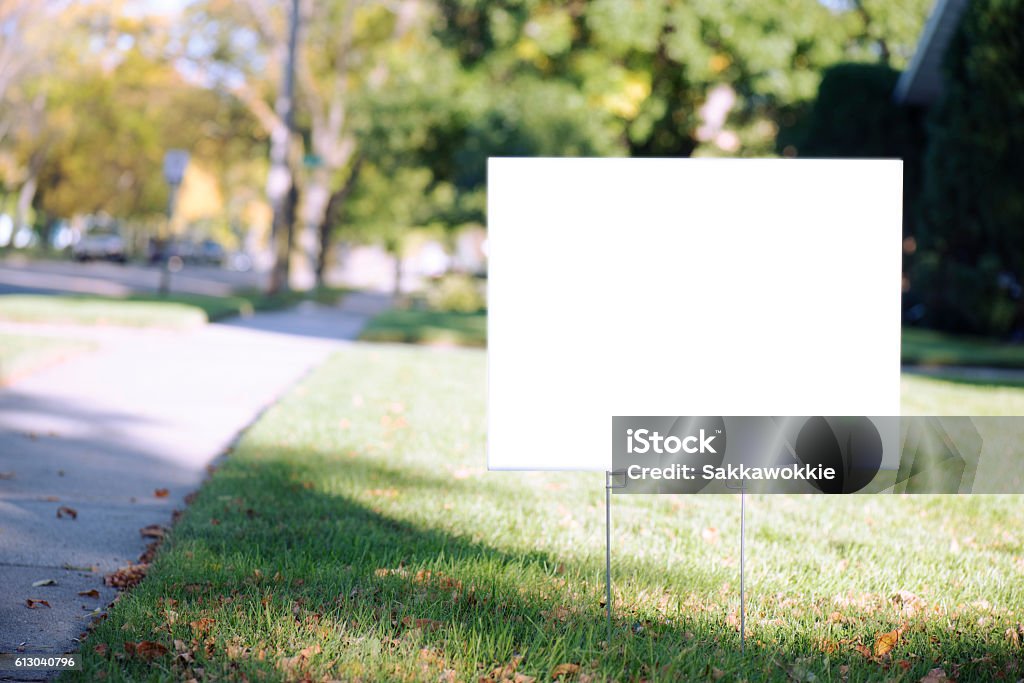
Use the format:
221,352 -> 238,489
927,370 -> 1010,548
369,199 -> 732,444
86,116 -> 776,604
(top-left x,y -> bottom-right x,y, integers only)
15,170 -> 37,231
292,166 -> 330,291
265,0 -> 301,295
315,156 -> 363,287
393,247 -> 403,298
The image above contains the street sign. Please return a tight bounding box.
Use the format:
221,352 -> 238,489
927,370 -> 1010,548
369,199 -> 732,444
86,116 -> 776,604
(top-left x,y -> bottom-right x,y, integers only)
487,158 -> 903,471
162,149 -> 190,186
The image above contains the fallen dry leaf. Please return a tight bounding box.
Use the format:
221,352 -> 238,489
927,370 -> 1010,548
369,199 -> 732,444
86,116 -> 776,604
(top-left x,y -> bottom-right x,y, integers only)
299,644 -> 321,658
401,616 -> 443,631
93,644 -> 108,656
277,643 -> 321,673
31,579 -> 56,587
920,668 -> 949,683
874,628 -> 901,657
154,488 -> 170,498
139,525 -> 166,539
25,599 -> 51,609
105,564 -> 148,590
853,643 -> 873,659
190,617 -> 215,634
481,655 -> 526,682
78,589 -> 99,598
541,606 -> 571,622
413,570 -> 463,590
128,641 -> 168,661
551,662 -> 581,679
56,506 -> 78,520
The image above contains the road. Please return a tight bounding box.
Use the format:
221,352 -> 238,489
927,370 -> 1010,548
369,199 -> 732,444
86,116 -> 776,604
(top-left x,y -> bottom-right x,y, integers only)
0,257 -> 263,297
0,292 -> 392,680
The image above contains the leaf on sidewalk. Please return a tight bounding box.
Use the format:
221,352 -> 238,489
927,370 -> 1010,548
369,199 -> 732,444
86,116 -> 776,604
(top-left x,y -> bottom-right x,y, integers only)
57,506 -> 78,520
31,579 -> 57,587
79,589 -> 101,598
140,525 -> 166,539
26,599 -> 51,609
154,488 -> 170,498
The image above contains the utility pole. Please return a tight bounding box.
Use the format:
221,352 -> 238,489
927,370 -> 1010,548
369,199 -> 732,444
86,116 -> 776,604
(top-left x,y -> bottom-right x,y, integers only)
266,0 -> 300,295
160,149 -> 189,296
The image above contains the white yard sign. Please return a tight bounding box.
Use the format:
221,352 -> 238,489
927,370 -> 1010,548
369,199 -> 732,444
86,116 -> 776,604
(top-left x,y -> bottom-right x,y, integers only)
487,158 -> 902,471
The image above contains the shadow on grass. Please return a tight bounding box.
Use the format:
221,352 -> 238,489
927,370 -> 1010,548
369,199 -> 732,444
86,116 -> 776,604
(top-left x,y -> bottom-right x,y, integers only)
69,449 -> 1023,682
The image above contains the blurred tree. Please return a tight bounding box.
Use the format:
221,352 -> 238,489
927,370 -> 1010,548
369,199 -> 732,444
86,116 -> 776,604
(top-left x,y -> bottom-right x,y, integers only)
184,0 -> 431,291
0,0 -> 78,225
798,63 -> 928,281
914,0 -> 1024,337
432,0 -> 930,159
0,3 -> 264,252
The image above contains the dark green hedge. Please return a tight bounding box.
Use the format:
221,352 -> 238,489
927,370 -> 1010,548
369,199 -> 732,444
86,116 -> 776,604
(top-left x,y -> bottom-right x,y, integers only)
914,0 -> 1024,336
797,62 -> 928,284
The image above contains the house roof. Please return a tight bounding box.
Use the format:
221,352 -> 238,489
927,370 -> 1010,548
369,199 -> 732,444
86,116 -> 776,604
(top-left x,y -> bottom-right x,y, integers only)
894,0 -> 971,105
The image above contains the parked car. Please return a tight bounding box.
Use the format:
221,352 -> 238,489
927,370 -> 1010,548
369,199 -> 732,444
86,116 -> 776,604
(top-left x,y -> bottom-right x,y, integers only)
194,239 -> 226,266
148,238 -> 225,266
72,226 -> 125,262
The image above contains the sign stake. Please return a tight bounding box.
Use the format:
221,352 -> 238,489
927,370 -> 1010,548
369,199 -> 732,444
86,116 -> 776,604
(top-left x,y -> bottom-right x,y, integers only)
726,480 -> 748,654
604,470 -> 626,646
740,486 -> 746,654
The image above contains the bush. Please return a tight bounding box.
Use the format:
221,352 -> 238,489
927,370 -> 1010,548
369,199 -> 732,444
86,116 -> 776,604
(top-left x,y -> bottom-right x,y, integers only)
798,62 -> 928,244
425,273 -> 486,313
914,0 -> 1024,337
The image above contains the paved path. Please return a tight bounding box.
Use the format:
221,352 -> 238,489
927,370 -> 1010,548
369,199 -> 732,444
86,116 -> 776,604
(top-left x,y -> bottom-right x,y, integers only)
902,364 -> 1024,384
0,257 -> 264,297
0,292 -> 391,679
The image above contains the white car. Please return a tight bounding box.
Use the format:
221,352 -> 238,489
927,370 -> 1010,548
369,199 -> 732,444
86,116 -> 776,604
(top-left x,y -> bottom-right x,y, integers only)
72,227 -> 125,262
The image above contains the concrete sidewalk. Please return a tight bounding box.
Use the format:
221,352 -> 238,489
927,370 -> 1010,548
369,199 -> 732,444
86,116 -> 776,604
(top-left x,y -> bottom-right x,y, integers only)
0,292 -> 391,679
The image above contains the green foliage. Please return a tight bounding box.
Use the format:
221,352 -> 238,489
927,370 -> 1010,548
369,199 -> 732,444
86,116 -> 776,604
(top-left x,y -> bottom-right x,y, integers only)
914,0 -> 1024,337
796,63 -> 928,242
359,308 -> 487,346
902,326 -> 1024,369
425,273 -> 485,313
431,0 -> 931,167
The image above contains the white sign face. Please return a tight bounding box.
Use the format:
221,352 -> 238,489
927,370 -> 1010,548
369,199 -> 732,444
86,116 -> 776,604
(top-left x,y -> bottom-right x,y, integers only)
487,158 -> 902,471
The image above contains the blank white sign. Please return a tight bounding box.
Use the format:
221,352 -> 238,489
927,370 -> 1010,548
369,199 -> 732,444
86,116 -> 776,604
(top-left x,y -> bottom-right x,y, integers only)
487,158 -> 902,471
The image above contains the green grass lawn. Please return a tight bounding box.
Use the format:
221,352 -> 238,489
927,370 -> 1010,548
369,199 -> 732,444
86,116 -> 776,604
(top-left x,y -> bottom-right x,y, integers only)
0,333 -> 95,385
0,288 -> 347,329
360,309 -> 486,347
903,327 -> 1024,368
69,346 -> 1024,682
